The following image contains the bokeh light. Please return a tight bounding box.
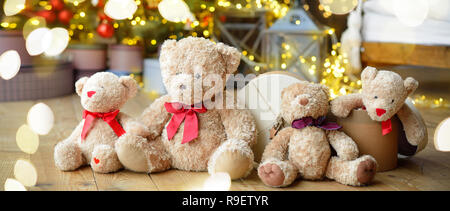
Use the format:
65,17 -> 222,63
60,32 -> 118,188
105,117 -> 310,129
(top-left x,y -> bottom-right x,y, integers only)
26,27 -> 69,56
104,0 -> 138,20
27,103 -> 55,135
23,17 -> 47,39
4,178 -> 26,191
393,0 -> 429,27
3,0 -> 26,16
158,0 -> 196,23
203,172 -> 231,191
26,27 -> 52,56
66,0 -> 86,3
13,159 -> 38,187
16,124 -> 39,154
435,118 -> 450,152
0,50 -> 21,80
319,0 -> 359,15
43,28 -> 70,56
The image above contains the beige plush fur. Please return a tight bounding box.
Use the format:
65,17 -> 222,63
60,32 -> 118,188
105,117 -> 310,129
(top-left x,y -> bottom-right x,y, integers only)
54,72 -> 149,173
331,66 -> 427,155
115,37 -> 257,179
258,82 -> 377,187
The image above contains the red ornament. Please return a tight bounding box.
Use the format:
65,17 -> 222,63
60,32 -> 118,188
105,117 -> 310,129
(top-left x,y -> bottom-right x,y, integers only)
50,0 -> 64,11
58,9 -> 73,25
36,10 -> 57,23
219,15 -> 226,23
97,22 -> 114,38
98,10 -> 113,22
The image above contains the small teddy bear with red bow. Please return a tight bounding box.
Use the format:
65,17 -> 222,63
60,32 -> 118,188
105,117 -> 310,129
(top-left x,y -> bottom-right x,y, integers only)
115,37 -> 257,179
258,82 -> 377,187
54,72 -> 150,173
331,66 -> 428,156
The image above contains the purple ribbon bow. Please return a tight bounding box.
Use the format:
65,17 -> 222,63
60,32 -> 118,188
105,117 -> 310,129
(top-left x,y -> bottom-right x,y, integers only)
291,116 -> 341,131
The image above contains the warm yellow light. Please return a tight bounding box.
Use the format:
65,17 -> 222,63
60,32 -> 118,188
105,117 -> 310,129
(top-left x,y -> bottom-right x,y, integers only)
311,56 -> 317,62
14,159 -> 38,187
203,30 -> 210,37
236,3 -> 242,9
151,39 -> 157,45
80,12 -> 85,17
281,63 -> 287,69
254,66 -> 260,71
328,28 -> 335,35
248,55 -> 254,61
16,124 -> 39,154
3,0 -> 26,16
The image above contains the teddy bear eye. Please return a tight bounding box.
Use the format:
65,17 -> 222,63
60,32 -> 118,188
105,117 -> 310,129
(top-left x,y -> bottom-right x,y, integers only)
374,96 -> 378,99
391,99 -> 394,103
175,72 -> 181,75
195,73 -> 201,79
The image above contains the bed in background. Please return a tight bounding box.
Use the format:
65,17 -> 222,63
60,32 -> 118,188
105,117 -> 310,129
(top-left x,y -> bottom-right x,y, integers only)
360,0 -> 450,69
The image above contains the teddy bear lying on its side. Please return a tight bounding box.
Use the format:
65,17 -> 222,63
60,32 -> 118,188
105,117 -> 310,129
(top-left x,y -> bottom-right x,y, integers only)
258,82 -> 377,187
115,37 -> 258,180
54,72 -> 150,173
331,67 -> 427,156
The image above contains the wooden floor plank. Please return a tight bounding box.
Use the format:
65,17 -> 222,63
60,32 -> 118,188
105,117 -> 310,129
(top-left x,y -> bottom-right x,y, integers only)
1,89 -> 450,191
30,95 -> 97,191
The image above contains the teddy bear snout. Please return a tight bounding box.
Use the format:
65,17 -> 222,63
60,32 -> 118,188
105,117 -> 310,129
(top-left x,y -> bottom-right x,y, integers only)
87,91 -> 96,98
179,84 -> 186,90
299,98 -> 309,106
376,108 -> 386,117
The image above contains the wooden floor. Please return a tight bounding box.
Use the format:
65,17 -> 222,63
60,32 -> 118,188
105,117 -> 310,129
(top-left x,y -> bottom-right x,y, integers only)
1,91 -> 450,191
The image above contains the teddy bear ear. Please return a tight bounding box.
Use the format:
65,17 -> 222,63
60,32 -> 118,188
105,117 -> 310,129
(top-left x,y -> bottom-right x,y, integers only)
361,66 -> 378,83
119,76 -> 138,98
216,42 -> 241,74
160,39 -> 177,54
319,84 -> 330,99
404,77 -> 418,95
75,77 -> 88,96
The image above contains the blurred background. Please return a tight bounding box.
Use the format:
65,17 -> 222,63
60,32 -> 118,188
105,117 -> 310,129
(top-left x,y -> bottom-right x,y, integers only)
0,0 -> 449,107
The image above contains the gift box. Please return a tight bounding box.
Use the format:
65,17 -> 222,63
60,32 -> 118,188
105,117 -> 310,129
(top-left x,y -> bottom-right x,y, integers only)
335,100 -> 428,172
0,30 -> 34,66
143,58 -> 166,95
0,62 -> 74,102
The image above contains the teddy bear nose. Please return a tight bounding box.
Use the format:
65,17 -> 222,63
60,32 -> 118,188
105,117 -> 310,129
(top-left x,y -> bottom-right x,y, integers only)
87,91 -> 96,98
299,98 -> 309,106
376,108 -> 386,116
179,84 -> 186,90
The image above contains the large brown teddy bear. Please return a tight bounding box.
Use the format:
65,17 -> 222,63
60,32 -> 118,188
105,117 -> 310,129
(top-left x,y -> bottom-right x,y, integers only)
331,67 -> 427,156
115,37 -> 257,179
54,72 -> 149,173
258,82 -> 377,187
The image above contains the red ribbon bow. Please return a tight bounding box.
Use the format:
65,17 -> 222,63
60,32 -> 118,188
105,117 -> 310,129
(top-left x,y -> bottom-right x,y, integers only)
81,110 -> 126,141
381,119 -> 392,136
362,106 -> 392,135
164,102 -> 207,144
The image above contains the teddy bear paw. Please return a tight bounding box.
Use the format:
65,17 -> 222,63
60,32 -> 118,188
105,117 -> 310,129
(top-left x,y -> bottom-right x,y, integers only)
356,156 -> 377,185
208,139 -> 254,180
258,163 -> 285,187
90,145 -> 122,173
115,134 -> 152,173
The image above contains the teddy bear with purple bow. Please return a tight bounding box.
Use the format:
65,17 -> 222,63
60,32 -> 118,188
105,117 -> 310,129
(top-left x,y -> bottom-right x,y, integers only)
258,82 -> 378,187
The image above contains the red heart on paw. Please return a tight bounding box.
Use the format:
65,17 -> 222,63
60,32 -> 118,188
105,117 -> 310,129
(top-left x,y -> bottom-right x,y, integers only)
93,157 -> 100,164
